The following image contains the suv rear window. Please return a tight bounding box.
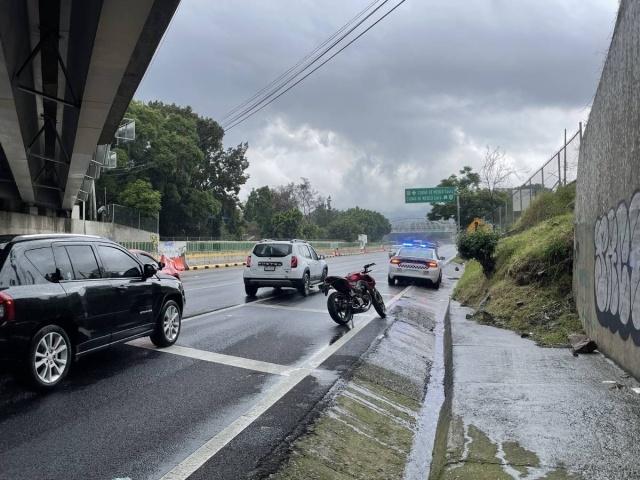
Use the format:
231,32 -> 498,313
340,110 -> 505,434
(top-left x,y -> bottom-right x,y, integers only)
25,247 -> 58,282
253,244 -> 292,257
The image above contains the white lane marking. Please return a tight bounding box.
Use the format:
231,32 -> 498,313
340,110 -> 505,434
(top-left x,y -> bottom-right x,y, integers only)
128,338 -> 305,377
248,303 -> 329,314
158,285 -> 411,480
183,298 -> 270,323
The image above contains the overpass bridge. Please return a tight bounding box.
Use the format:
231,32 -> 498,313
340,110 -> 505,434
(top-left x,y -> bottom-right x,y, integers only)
0,0 -> 179,215
386,218 -> 457,243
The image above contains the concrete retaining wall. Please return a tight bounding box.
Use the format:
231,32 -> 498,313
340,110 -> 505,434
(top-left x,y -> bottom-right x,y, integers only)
0,210 -> 155,242
574,0 -> 640,378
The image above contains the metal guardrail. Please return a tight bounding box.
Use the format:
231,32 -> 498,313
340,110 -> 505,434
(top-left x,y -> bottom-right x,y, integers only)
151,240 -> 379,267
114,239 -> 384,266
118,241 -> 156,254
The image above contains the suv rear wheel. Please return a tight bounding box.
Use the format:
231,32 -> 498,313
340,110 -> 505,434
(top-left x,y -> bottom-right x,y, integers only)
298,271 -> 310,297
245,284 -> 258,297
151,300 -> 182,348
26,325 -> 71,389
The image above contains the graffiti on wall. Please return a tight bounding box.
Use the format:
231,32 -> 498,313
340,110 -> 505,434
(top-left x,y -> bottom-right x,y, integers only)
594,191 -> 640,344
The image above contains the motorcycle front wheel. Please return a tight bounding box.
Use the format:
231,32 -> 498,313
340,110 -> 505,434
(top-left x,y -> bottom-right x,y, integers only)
327,292 -> 354,325
372,288 -> 387,318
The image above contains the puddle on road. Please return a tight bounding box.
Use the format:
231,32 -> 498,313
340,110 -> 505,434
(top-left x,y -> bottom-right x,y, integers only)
329,324 -> 352,345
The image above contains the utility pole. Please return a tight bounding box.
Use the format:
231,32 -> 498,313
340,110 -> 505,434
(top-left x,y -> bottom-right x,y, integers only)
456,191 -> 461,233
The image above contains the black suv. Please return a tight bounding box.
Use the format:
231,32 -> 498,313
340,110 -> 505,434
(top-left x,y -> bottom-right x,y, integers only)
0,234 -> 186,389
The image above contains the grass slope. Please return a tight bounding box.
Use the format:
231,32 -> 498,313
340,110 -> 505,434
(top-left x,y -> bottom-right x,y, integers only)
454,212 -> 583,346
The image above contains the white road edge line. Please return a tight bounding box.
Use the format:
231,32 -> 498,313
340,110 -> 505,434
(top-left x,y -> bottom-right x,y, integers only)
127,339 -> 306,377
158,285 -> 412,480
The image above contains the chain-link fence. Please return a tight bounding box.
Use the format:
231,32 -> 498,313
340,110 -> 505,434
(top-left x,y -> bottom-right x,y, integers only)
103,204 -> 158,234
491,124 -> 582,231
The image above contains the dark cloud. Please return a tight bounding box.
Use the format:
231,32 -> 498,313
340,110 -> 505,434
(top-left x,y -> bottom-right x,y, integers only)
137,0 -> 617,218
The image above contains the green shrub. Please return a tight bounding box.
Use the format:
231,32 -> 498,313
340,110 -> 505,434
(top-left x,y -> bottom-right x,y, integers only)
457,230 -> 501,275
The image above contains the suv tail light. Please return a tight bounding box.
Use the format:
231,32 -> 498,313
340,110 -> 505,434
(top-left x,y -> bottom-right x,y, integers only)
390,257 -> 401,264
0,292 -> 15,322
246,255 -> 252,267
291,255 -> 298,268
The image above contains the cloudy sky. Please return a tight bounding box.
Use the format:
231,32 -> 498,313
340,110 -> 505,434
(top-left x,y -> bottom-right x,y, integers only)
136,0 -> 619,219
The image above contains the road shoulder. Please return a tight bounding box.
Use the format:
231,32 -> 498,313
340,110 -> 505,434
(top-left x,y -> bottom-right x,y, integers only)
265,276 -> 454,480
434,300 -> 640,480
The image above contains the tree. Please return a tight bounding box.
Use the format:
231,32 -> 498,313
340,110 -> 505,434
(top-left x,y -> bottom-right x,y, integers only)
272,209 -> 303,239
309,196 -> 337,229
480,146 -> 517,194
301,221 -> 324,240
244,186 -> 274,237
336,207 -> 391,241
97,100 -> 250,237
119,179 -> 161,217
428,166 -> 507,228
296,177 -> 318,218
242,178 -> 391,242
272,183 -> 299,212
328,216 -> 360,242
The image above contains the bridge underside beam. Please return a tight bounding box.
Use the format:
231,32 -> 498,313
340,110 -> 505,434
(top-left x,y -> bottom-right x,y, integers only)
0,0 -> 180,213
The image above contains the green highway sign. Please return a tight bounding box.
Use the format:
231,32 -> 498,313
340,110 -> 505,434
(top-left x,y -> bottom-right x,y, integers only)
405,187 -> 456,204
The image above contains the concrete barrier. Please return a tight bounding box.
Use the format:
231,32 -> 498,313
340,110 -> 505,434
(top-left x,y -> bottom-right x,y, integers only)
574,0 -> 640,378
0,210 -> 155,242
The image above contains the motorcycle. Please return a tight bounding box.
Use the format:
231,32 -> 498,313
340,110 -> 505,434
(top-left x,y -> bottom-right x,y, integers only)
321,263 -> 387,325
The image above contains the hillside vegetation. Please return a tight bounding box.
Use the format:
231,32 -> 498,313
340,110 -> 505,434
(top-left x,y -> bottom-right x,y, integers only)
454,185 -> 583,346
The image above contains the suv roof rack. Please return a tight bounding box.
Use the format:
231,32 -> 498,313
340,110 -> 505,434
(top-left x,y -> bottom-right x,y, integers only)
290,239 -> 306,243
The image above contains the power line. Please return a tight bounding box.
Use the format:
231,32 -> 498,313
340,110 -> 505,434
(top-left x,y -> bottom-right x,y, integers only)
221,0 -> 394,128
221,0 -> 399,129
224,0 -> 407,131
219,0 -> 384,123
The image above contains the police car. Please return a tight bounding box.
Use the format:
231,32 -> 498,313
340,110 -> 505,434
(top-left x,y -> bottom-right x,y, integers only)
388,242 -> 444,289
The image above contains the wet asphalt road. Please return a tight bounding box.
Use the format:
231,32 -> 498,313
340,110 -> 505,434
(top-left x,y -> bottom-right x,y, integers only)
0,247 -> 455,480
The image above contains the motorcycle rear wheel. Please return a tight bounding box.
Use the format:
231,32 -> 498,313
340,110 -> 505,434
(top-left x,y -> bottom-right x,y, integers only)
327,292 -> 353,325
372,288 -> 387,318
